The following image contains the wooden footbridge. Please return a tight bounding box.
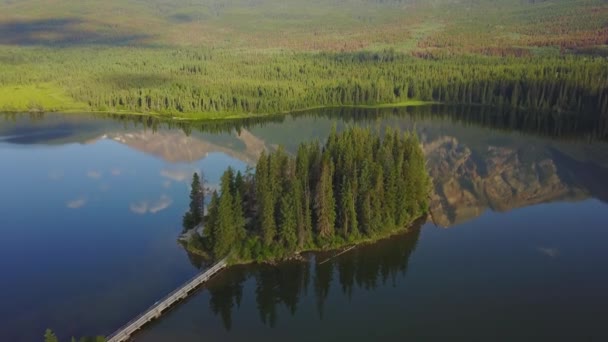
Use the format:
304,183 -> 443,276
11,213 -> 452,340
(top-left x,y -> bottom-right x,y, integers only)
106,259 -> 227,342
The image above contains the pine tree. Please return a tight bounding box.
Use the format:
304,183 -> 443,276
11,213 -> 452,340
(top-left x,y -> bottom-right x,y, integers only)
205,191 -> 220,248
234,171 -> 245,197
215,170 -> 236,258
278,186 -> 298,251
242,166 -> 256,218
314,155 -> 336,243
357,161 -> 372,235
369,166 -> 385,233
44,329 -> 58,342
256,152 -> 277,246
339,177 -> 358,238
189,172 -> 204,227
182,211 -> 195,231
233,190 -> 247,242
296,144 -> 313,248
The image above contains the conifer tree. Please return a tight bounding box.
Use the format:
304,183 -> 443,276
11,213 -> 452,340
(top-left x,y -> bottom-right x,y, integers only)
314,155 -> 336,243
256,152 -> 277,246
233,190 -> 247,242
339,177 -> 358,238
44,329 -> 58,342
234,171 -> 245,197
183,172 -> 204,230
215,170 -> 236,258
205,191 -> 220,248
278,183 -> 298,251
191,172 -> 204,222
296,144 -> 313,248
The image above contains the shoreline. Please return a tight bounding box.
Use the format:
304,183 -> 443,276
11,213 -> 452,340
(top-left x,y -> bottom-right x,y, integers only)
0,100 -> 436,122
182,215 -> 428,269
1,101 -> 585,124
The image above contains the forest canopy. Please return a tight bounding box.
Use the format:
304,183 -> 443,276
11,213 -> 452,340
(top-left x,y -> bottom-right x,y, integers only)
182,126 -> 431,262
0,0 -> 607,117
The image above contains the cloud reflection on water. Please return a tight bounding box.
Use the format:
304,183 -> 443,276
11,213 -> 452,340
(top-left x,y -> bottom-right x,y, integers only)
130,195 -> 173,215
160,168 -> 199,182
66,198 -> 87,209
538,247 -> 559,258
87,170 -> 102,179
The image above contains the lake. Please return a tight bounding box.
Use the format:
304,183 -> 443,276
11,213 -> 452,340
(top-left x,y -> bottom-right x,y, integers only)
1,106 -> 607,341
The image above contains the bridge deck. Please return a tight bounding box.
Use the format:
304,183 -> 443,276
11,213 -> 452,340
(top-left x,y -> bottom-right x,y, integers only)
106,259 -> 227,342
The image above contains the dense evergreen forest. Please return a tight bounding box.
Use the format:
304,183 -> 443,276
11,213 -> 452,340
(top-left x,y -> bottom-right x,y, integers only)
0,0 -> 607,117
1,48 -> 607,117
182,127 -> 431,262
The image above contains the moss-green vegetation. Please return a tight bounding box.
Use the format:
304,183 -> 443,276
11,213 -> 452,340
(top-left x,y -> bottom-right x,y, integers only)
1,0 -> 605,52
182,127 -> 431,263
43,328 -> 105,342
0,83 -> 87,112
0,1 -> 606,119
1,47 -> 606,118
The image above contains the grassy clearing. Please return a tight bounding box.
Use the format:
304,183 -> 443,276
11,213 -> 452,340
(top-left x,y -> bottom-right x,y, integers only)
0,83 -> 87,112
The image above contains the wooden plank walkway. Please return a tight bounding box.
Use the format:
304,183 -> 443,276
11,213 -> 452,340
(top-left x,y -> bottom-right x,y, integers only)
106,259 -> 228,342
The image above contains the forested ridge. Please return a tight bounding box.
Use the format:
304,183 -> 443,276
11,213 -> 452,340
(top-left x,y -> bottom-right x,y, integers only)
182,127 -> 431,262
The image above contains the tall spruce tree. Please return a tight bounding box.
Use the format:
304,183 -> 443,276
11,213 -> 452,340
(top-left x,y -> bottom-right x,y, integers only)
278,185 -> 298,252
214,169 -> 236,258
233,190 -> 247,242
296,144 -> 313,248
339,177 -> 358,238
205,191 -> 220,248
183,172 -> 204,230
256,151 -> 277,246
314,155 -> 336,243
192,172 -> 204,220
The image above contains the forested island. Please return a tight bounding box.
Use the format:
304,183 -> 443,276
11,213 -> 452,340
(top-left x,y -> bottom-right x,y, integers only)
182,127 -> 431,263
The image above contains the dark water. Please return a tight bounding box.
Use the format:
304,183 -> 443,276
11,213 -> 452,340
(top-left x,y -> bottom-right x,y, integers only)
0,107 -> 607,341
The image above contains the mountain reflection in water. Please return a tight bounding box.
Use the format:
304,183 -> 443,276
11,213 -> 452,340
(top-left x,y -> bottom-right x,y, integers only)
1,106 -> 608,340
3,105 -> 606,229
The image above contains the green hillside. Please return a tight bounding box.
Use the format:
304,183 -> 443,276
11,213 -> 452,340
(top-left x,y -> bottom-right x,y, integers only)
0,0 -> 606,117
1,0 -> 605,51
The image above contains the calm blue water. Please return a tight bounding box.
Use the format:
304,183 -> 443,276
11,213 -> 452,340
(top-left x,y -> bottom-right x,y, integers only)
137,200 -> 608,341
0,117 -> 247,341
0,108 -> 607,341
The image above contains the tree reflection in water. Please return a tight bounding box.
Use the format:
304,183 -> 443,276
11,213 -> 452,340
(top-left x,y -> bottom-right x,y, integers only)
199,223 -> 422,331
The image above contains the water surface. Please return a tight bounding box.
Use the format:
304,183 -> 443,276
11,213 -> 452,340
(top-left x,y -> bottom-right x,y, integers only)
0,107 -> 607,341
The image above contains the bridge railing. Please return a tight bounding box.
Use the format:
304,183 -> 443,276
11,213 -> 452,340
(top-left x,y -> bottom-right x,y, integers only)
106,258 -> 227,341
